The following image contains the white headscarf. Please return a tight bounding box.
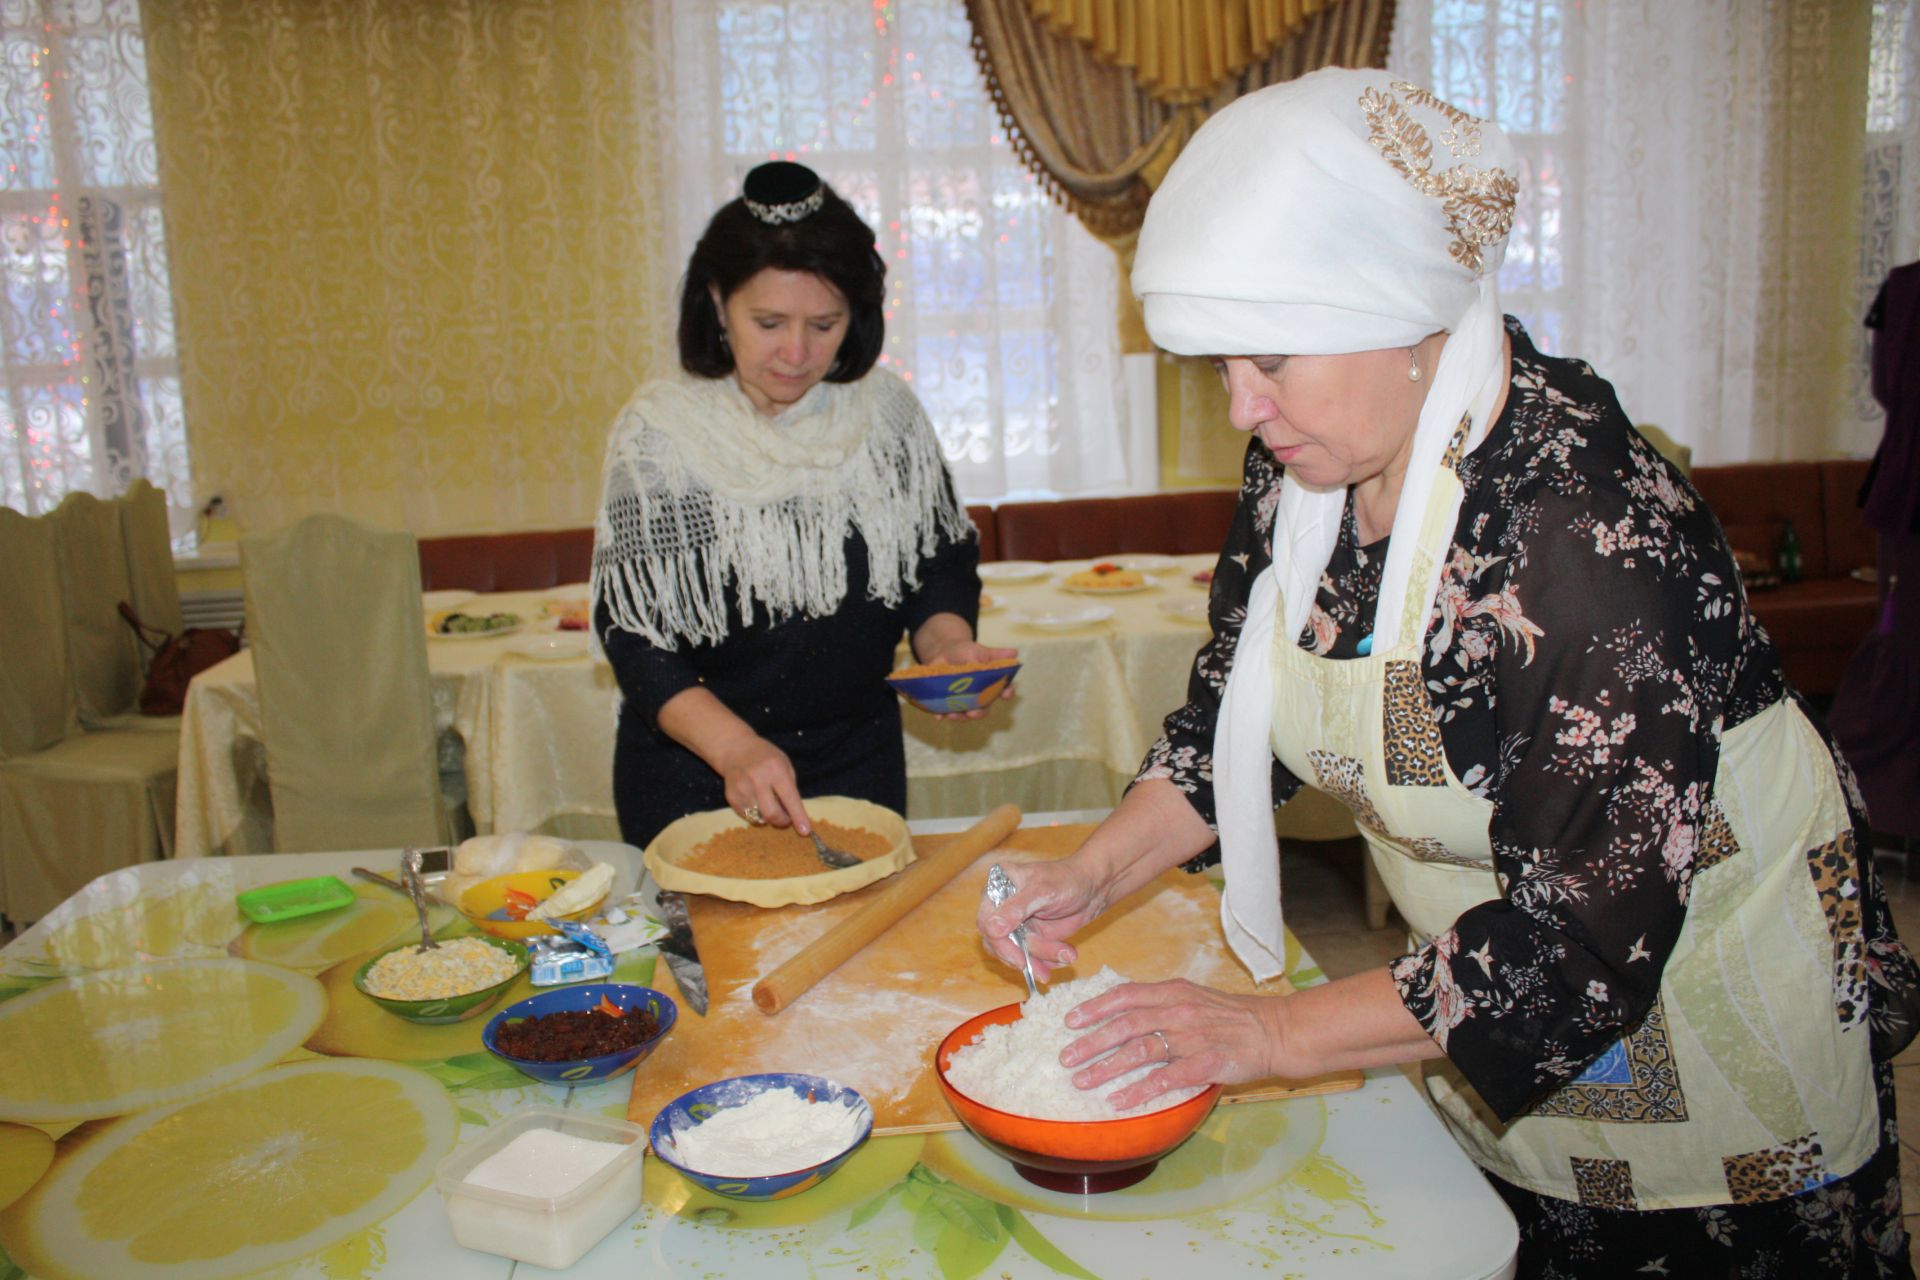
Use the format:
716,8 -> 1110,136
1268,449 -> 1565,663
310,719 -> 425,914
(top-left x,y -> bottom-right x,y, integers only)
1132,70 -> 1519,981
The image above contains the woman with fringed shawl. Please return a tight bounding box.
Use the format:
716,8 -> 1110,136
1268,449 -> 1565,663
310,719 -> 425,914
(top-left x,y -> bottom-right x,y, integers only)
593,163 -> 1012,849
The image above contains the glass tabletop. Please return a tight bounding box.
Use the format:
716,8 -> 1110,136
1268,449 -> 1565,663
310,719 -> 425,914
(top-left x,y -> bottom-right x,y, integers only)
0,835 -> 1515,1280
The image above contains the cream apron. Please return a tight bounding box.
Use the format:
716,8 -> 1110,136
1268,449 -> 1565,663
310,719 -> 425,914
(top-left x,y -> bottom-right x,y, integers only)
1265,460 -> 1879,1211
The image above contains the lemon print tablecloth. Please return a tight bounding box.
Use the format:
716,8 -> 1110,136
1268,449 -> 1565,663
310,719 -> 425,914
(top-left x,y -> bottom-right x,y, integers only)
0,824 -> 1518,1279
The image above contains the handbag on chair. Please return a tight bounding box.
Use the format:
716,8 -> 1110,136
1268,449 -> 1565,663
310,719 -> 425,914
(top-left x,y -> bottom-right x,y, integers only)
117,601 -> 241,716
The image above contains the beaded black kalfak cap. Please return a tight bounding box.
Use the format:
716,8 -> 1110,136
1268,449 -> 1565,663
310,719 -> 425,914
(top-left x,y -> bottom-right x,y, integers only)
742,161 -> 826,225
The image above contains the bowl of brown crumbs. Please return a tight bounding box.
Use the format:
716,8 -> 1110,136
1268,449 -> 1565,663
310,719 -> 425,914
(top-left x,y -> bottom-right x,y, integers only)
886,658 -> 1021,714
354,934 -> 529,1024
644,797 -> 913,908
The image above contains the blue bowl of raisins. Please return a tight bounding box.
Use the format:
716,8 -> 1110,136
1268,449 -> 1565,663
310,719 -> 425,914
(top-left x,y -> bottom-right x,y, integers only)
481,982 -> 677,1086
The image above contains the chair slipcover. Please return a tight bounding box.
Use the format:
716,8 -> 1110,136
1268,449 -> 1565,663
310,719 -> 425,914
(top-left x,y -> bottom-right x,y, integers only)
0,733 -> 179,921
49,491 -> 145,728
1637,422 -> 1693,476
0,510 -> 76,759
242,514 -> 452,852
85,480 -> 188,734
121,479 -> 186,636
0,506 -> 176,923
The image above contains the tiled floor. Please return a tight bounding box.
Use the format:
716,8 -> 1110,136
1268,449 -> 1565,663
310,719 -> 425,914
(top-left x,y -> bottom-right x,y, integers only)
1283,836 -> 1920,1269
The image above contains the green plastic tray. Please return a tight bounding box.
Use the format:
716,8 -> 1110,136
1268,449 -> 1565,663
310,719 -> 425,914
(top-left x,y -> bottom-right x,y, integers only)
236,875 -> 356,924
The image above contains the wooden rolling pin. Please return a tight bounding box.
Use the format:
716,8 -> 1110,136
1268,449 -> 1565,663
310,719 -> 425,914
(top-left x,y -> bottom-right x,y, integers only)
752,803 -> 1022,1014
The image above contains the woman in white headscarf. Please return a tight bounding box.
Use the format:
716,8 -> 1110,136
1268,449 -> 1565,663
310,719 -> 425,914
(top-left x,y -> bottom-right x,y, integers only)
979,70 -> 1920,1276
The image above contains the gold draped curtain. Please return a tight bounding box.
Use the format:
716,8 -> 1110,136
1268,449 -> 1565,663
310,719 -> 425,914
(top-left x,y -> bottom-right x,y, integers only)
140,0 -> 676,538
966,0 -> 1394,484
968,0 -> 1392,249
1026,0 -> 1354,104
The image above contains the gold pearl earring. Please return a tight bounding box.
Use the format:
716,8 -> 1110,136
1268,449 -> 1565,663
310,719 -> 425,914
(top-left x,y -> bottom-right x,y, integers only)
1407,349 -> 1422,383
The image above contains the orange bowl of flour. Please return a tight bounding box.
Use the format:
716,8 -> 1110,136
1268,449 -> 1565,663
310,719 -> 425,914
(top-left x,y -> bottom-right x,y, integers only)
935,983 -> 1221,1194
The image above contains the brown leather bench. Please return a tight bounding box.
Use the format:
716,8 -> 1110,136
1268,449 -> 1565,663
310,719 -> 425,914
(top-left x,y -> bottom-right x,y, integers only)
417,529 -> 594,593
965,505 -> 998,564
991,490 -> 1238,562
1691,459 -> 1877,697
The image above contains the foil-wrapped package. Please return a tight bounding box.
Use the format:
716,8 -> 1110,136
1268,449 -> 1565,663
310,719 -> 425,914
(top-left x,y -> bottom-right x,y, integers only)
527,920 -> 615,986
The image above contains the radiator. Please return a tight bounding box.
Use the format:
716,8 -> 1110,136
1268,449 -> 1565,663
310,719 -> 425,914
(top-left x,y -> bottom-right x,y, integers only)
181,588 -> 245,632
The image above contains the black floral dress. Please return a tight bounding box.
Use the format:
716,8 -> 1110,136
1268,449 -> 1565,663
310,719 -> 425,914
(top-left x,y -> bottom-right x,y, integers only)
1139,320 -> 1920,1277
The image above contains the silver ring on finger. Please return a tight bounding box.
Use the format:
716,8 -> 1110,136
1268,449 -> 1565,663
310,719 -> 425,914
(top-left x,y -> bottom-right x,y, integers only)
743,804 -> 764,826
1151,1029 -> 1172,1062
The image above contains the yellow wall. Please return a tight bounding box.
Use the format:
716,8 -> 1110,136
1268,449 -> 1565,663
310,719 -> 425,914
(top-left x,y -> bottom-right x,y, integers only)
142,0 -> 675,540
1156,353 -> 1246,489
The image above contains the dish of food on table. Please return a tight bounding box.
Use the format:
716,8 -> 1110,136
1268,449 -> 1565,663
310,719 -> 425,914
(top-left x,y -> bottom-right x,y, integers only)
1060,563 -> 1148,592
427,608 -> 523,637
541,597 -> 590,630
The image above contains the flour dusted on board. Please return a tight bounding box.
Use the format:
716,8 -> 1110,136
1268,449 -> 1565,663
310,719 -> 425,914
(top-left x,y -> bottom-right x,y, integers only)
944,967 -> 1205,1120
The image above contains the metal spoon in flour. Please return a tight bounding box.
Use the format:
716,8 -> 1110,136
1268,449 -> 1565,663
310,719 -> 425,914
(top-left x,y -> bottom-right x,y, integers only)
984,863 -> 1039,999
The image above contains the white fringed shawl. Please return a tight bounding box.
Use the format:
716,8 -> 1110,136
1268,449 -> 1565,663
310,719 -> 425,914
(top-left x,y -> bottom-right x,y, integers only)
593,368 -> 972,649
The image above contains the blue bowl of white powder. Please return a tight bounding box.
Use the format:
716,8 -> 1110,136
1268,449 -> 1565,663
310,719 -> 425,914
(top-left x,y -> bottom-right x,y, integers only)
648,1072 -> 873,1201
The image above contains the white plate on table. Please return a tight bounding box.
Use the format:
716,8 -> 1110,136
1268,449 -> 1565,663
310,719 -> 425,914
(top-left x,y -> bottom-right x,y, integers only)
1058,579 -> 1153,596
1008,603 -> 1115,631
978,560 -> 1050,584
421,589 -> 478,611
1157,598 -> 1211,624
542,582 -> 591,599
504,632 -> 589,660
1109,553 -> 1181,574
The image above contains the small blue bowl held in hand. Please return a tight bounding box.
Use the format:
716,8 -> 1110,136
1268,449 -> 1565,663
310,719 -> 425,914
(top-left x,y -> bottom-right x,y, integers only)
649,1073 -> 874,1201
481,983 -> 676,1086
885,661 -> 1021,715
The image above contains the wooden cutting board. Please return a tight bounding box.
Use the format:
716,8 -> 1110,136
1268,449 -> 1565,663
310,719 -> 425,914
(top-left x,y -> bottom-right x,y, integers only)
628,822 -> 1361,1136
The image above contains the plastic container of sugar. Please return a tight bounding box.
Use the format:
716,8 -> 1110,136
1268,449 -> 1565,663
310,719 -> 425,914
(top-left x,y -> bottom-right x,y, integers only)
434,1107 -> 645,1269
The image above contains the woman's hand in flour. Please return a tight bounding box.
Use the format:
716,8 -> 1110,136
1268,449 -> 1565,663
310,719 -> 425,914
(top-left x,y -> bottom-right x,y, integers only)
979,780 -> 1219,983
1057,980 -> 1283,1110
977,859 -> 1108,981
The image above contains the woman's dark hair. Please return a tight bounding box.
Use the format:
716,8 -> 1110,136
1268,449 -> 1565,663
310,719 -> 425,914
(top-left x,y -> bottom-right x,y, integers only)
678,162 -> 887,383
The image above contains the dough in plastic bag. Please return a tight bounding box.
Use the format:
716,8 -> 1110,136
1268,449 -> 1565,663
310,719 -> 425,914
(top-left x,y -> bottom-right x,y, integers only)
437,832 -> 588,905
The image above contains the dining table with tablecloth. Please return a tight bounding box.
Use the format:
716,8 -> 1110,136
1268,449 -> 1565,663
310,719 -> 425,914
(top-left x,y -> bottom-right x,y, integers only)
0,811 -> 1517,1279
173,555 -> 1229,860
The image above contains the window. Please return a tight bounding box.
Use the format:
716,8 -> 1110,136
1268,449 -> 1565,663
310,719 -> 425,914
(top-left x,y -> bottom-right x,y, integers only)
1857,0 -> 1920,426
1423,0 -> 1567,356
1395,0 -> 1919,460
1,0 -> 188,529
670,0 -> 1135,500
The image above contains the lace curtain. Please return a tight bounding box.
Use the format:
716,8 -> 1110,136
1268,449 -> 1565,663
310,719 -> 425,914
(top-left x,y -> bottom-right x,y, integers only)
1860,0 -> 1920,432
1391,0 -> 1919,464
140,0 -> 678,538
0,0 -> 189,527
658,0 -> 1131,501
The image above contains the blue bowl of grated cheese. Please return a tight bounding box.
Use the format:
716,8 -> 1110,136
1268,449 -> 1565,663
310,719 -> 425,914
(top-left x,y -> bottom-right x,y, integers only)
648,1073 -> 873,1201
